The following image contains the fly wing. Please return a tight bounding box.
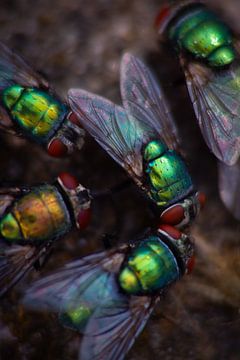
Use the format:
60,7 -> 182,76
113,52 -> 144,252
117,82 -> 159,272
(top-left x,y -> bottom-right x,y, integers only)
0,186 -> 30,217
0,42 -> 58,134
23,246 -> 128,312
0,42 -> 49,90
80,292 -> 158,360
0,242 -> 52,297
121,53 -> 180,151
181,55 -> 240,165
68,89 -> 153,183
218,160 -> 240,219
23,243 -> 158,360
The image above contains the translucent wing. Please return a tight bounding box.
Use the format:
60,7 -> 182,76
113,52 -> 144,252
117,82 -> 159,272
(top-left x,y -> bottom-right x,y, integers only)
218,160 -> 240,219
0,42 -> 49,90
121,53 -> 180,150
23,246 -> 128,312
80,290 -> 158,360
24,245 -> 158,360
0,42 -> 56,134
68,89 -> 154,183
181,55 -> 240,165
0,242 -> 52,297
0,186 -> 29,217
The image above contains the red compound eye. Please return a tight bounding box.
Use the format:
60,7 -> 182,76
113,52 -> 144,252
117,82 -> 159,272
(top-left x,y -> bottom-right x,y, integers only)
77,208 -> 91,229
68,111 -> 80,127
160,205 -> 185,226
48,139 -> 68,157
186,255 -> 195,274
197,192 -> 206,209
58,172 -> 79,190
159,224 -> 182,240
154,4 -> 171,29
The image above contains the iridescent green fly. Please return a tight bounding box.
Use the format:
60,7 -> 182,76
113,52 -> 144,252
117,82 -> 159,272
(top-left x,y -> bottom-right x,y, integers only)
156,0 -> 240,219
24,224 -> 194,360
68,53 -> 205,228
0,42 -> 85,157
0,172 -> 91,296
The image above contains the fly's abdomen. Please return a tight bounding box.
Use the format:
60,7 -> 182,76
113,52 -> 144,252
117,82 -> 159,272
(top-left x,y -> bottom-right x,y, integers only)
0,185 -> 71,242
59,273 -> 110,331
144,140 -> 193,207
118,235 -> 180,295
2,85 -> 67,143
169,4 -> 235,67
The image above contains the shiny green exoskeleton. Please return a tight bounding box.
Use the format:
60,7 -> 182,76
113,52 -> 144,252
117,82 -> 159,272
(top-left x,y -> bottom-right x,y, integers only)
156,3 -> 240,220
69,53 -> 203,227
0,42 -> 85,156
24,227 -> 194,360
119,234 -> 180,295
167,3 -> 235,67
143,140 -> 193,207
0,185 -> 71,243
0,173 -> 91,297
2,85 -> 68,144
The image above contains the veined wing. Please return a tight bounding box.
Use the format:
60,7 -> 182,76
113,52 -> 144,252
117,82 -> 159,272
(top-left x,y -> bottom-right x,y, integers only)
0,242 -> 52,297
0,42 -> 49,90
23,246 -> 128,312
80,290 -> 158,360
181,55 -> 240,165
121,53 -> 180,151
218,160 -> 240,220
23,244 -> 158,360
68,89 -> 153,183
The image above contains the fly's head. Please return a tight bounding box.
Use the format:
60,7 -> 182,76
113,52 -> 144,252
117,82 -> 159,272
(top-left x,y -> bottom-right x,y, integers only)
57,172 -> 91,229
159,191 -> 206,228
47,112 -> 85,157
158,223 -> 195,275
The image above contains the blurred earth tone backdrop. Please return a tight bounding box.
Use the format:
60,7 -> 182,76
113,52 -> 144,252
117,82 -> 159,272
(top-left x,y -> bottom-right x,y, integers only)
0,0 -> 239,359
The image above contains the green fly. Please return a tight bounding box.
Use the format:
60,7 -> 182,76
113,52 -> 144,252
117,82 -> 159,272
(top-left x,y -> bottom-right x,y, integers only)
0,172 -> 91,296
0,42 -> 84,157
68,53 -> 205,229
24,224 -> 194,360
156,0 -> 240,219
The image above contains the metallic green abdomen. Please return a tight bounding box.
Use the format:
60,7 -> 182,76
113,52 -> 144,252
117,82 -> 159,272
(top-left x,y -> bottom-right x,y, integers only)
2,85 -> 67,144
144,140 -> 193,207
119,235 -> 180,295
0,185 -> 71,242
169,5 -> 235,67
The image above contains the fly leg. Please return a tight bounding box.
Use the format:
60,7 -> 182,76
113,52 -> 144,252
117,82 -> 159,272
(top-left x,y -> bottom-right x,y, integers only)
100,233 -> 118,250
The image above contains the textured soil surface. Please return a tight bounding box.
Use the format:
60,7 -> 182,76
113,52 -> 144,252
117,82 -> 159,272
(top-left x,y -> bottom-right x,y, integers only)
0,0 -> 239,359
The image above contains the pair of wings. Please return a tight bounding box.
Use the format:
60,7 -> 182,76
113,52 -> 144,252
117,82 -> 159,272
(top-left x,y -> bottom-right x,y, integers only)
24,245 -> 159,360
180,49 -> 240,219
0,186 -> 52,297
0,42 -> 63,136
68,53 -> 180,189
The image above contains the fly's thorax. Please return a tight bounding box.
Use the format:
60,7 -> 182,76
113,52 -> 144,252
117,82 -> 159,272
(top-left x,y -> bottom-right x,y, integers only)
156,2 -> 235,67
159,191 -> 206,228
118,233 -> 181,296
0,184 -> 71,243
57,172 -> 91,230
143,140 -> 193,208
2,85 -> 68,144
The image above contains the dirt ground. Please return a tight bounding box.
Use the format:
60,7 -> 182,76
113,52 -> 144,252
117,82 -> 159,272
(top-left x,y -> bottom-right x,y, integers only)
0,0 -> 239,359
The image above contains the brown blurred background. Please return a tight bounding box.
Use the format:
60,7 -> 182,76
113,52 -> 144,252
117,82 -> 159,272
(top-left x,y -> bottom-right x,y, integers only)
0,0 -> 239,359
